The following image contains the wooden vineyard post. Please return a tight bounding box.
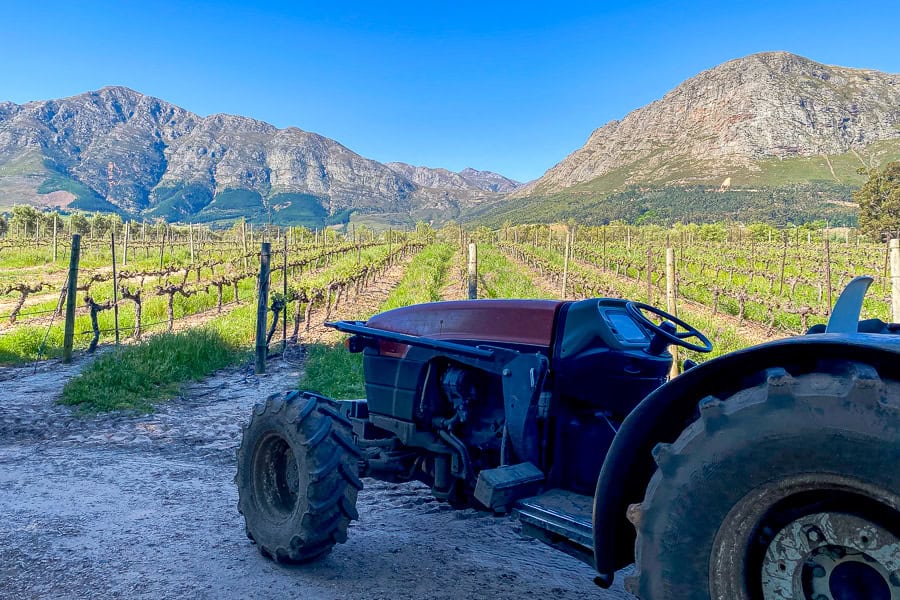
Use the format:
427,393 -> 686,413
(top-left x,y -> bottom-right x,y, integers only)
602,227 -> 606,267
283,235 -> 288,352
562,230 -> 571,298
52,214 -> 58,262
256,242 -> 271,374
824,230 -> 832,314
891,239 -> 900,323
189,222 -> 195,264
241,220 -> 249,271
111,233 -> 120,345
778,233 -> 788,295
666,247 -> 678,379
646,247 -> 653,304
63,234 -> 81,364
467,242 -> 478,300
159,226 -> 166,270
122,220 -> 129,267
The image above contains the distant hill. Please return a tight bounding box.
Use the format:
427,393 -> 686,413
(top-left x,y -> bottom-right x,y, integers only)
386,162 -> 520,193
0,87 -> 515,227
473,52 -> 900,226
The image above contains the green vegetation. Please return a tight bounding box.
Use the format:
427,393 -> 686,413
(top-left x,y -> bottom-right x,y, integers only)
57,292 -> 261,412
468,141 -> 900,229
147,184 -> 215,220
855,161 -> 900,240
268,193 -> 328,226
381,243 -> 454,310
38,174 -> 116,211
298,241 -> 456,398
476,244 -> 553,299
0,270 -> 259,363
59,326 -> 244,413
469,183 -> 859,228
297,342 -> 366,399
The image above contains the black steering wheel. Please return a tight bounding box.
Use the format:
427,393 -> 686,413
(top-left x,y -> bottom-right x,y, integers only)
625,301 -> 713,354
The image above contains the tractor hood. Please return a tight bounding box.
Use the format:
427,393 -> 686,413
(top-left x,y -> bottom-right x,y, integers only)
366,300 -> 567,348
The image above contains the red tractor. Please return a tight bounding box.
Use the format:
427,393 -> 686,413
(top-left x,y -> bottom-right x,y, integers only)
236,276 -> 900,599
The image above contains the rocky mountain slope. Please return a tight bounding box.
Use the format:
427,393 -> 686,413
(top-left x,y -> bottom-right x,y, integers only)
386,162 -> 520,193
516,52 -> 900,197
0,87 -> 513,226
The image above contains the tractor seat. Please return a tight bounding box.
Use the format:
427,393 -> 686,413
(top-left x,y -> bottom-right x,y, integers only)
806,318 -> 892,335
366,299 -> 566,349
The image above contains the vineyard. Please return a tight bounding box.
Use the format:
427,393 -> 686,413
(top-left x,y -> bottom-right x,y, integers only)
0,224 -> 421,363
1,220 -> 898,375
2,218 -> 900,600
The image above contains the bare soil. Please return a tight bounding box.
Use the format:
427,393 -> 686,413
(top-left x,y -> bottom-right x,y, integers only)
0,351 -> 631,600
300,256 -> 413,344
440,249 -> 468,301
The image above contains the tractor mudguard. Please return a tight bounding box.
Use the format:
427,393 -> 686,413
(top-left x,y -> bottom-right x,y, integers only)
590,332 -> 900,587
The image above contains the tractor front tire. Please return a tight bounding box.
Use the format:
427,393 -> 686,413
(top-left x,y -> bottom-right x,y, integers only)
628,361 -> 900,600
236,390 -> 363,563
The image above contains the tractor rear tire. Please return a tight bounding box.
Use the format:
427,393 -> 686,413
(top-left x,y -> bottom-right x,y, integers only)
236,390 -> 363,563
627,361 -> 900,600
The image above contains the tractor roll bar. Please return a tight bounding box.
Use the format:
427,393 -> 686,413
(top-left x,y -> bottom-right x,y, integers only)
326,320 -> 497,360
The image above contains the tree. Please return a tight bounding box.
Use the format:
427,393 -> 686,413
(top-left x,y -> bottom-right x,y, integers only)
855,161 -> 900,240
746,222 -> 779,242
10,205 -> 40,236
69,213 -> 91,235
91,213 -> 111,238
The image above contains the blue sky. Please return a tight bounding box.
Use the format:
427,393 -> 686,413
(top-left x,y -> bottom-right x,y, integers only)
2,1 -> 899,182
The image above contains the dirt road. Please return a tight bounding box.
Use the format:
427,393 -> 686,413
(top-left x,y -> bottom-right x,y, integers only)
0,353 -> 632,600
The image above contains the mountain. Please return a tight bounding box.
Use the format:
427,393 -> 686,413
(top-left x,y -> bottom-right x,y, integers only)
0,87 -> 511,226
478,52 -> 900,226
386,162 -> 521,193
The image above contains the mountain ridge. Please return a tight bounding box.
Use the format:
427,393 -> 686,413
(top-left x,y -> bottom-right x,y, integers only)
478,52 -> 900,226
513,52 -> 900,199
0,86 -> 515,226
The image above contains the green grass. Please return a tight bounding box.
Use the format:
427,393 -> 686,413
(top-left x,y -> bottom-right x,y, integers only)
477,244 -> 554,299
298,343 -> 365,399
381,243 -> 453,310
59,328 -> 243,412
0,272 -> 259,364
298,242 -> 455,399
56,301 -> 258,412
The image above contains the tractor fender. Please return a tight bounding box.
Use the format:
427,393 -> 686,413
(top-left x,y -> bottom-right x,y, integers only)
590,332 -> 900,587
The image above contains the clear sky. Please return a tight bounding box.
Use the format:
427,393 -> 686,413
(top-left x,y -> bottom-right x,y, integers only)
2,1 -> 899,183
